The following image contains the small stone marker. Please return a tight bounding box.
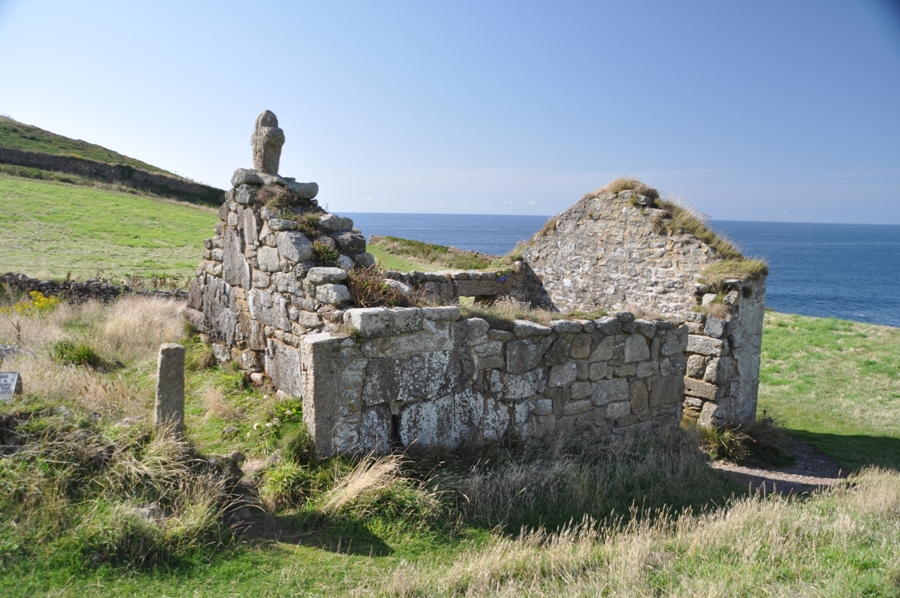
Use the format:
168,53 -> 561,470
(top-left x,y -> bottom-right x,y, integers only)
155,344 -> 185,435
0,371 -> 22,400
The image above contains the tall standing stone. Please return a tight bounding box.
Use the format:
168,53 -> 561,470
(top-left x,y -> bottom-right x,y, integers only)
251,110 -> 285,175
155,344 -> 185,435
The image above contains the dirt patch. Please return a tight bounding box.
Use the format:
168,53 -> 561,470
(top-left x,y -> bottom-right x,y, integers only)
710,440 -> 848,495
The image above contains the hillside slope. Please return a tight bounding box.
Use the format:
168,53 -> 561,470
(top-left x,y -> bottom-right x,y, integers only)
0,116 -> 224,205
0,175 -> 216,280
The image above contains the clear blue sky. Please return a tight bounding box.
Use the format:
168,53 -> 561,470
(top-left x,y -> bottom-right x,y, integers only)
1,0 -> 899,223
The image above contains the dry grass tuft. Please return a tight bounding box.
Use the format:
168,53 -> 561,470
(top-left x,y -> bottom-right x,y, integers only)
585,177 -> 660,201
318,454 -> 405,515
535,215 -> 558,237
202,386 -> 243,421
101,296 -> 185,362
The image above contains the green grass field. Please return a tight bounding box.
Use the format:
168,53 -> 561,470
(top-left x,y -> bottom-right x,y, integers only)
0,116 -> 168,174
0,174 -> 216,280
759,311 -> 900,472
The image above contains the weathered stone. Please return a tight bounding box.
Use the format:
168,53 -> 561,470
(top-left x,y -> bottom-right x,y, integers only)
248,288 -> 291,331
550,320 -> 582,334
269,219 -> 299,232
548,361 -> 578,387
650,375 -> 683,407
687,335 -> 727,356
589,336 -> 614,362
318,213 -> 354,233
636,361 -> 659,378
592,378 -> 628,406
606,401 -> 632,419
344,307 -> 424,338
570,380 -> 592,399
359,406 -> 393,453
222,227 -> 250,289
316,284 -> 352,305
354,252 -> 376,268
704,316 -> 729,339
489,369 -> 546,400
703,356 -> 732,385
512,320 -> 552,337
251,110 -> 285,175
452,318 -> 490,345
337,255 -> 355,270
562,399 -> 593,416
257,246 -> 282,273
422,306 -> 461,321
630,380 -> 648,413
532,398 -> 553,415
307,267 -> 348,284
332,230 -> 366,254
398,389 -> 483,449
686,354 -> 707,378
363,349 -> 472,405
505,339 -> 543,374
276,232 -> 313,263
543,338 -> 571,365
588,361 -> 608,381
684,377 -> 718,400
624,335 -> 650,363
595,316 -> 621,335
635,319 -> 656,339
155,344 -> 185,435
570,334 -> 592,359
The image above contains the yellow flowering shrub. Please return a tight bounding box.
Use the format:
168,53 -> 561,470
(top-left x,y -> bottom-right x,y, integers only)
0,290 -> 61,315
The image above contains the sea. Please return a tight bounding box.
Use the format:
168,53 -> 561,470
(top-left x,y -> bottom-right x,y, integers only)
344,213 -> 900,328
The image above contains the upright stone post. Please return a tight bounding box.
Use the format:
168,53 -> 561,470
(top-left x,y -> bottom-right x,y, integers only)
155,344 -> 185,435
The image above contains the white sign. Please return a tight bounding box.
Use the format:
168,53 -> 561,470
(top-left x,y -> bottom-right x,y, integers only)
0,371 -> 22,399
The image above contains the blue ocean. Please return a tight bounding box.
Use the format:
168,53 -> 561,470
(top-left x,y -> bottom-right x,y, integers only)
344,213 -> 900,328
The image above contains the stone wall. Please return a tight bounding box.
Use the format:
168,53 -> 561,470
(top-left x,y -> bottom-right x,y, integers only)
0,147 -> 224,205
1,272 -> 187,303
519,188 -> 767,426
266,305 -> 687,455
184,170 -> 375,371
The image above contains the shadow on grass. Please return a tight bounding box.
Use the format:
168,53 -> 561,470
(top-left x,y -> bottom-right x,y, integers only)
240,512 -> 395,557
785,428 -> 900,473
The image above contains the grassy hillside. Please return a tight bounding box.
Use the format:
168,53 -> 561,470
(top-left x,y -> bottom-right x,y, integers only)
0,174 -> 216,280
0,298 -> 898,596
0,116 -> 168,174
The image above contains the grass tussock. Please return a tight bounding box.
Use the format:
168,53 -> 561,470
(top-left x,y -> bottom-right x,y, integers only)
461,296 -> 607,328
0,415 -> 235,570
346,266 -> 418,308
699,416 -> 794,467
369,235 -> 494,270
701,257 -> 769,291
586,176 -> 660,200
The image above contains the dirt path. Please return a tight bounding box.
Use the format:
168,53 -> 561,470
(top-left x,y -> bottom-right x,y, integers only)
709,441 -> 849,495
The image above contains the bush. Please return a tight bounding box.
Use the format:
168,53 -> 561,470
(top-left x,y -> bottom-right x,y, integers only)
311,240 -> 339,266
51,340 -> 104,369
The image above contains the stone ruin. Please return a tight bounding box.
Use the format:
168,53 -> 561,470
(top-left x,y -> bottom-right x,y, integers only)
187,111 -> 766,456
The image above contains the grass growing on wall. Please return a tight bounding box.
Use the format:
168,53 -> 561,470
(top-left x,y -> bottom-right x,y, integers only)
0,175 -> 216,280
